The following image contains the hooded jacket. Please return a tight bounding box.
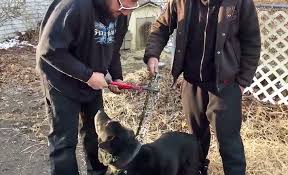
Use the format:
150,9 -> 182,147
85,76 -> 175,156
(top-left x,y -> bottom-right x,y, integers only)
36,0 -> 128,101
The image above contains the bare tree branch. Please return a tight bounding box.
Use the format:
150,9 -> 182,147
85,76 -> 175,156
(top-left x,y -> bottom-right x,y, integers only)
0,0 -> 25,25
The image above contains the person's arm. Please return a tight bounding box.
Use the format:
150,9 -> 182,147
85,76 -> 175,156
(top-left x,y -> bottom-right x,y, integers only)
237,0 -> 261,88
38,3 -> 93,82
108,16 -> 129,81
108,50 -> 123,81
143,0 -> 177,64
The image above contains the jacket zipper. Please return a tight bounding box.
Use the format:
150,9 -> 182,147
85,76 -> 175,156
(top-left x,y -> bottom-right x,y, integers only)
200,0 -> 210,82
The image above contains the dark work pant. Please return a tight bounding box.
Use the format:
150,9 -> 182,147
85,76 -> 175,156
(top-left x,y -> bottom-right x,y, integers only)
181,80 -> 246,175
45,86 -> 107,175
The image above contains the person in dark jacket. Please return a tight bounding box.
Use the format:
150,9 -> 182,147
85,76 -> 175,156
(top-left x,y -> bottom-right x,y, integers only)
144,0 -> 261,174
36,0 -> 139,174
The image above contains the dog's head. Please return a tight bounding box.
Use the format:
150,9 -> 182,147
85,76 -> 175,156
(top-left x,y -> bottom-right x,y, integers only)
94,109 -> 112,139
95,110 -> 140,168
95,110 -> 136,154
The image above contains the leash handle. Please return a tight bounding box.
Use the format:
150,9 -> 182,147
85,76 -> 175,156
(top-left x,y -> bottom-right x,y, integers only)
109,81 -> 159,92
109,81 -> 141,90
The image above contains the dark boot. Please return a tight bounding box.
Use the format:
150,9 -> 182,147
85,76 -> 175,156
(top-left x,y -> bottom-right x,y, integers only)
199,159 -> 210,175
87,170 -> 107,175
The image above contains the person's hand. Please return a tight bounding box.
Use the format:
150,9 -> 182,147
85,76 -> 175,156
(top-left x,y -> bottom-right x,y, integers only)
108,79 -> 123,94
147,57 -> 159,75
239,85 -> 245,94
175,77 -> 184,89
86,72 -> 108,90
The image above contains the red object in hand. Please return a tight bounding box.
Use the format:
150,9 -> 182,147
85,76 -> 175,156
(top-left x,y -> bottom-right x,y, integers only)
108,80 -> 159,92
109,81 -> 142,91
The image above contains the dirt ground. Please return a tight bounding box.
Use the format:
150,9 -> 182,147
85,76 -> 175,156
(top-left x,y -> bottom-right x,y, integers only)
0,47 -> 89,174
0,47 -> 170,175
0,47 -> 48,174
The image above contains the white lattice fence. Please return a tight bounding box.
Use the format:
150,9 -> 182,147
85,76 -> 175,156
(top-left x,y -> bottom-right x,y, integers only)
245,5 -> 288,105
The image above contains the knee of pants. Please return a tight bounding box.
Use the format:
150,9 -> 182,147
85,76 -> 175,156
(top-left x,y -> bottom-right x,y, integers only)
216,125 -> 242,143
48,132 -> 79,149
215,115 -> 242,142
217,134 -> 243,152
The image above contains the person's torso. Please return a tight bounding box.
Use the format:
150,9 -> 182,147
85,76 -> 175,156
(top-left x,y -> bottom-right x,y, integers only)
79,16 -> 118,74
37,0 -> 126,102
184,0 -> 221,85
170,0 -> 242,89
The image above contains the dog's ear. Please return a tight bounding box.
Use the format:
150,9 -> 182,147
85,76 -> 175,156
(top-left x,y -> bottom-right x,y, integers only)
95,109 -> 111,133
107,122 -> 134,135
99,141 -> 111,151
95,109 -> 111,122
98,136 -> 115,151
107,121 -> 123,132
128,130 -> 135,137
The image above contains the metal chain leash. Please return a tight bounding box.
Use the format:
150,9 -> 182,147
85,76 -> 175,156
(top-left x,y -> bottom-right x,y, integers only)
99,74 -> 161,175
135,73 -> 161,143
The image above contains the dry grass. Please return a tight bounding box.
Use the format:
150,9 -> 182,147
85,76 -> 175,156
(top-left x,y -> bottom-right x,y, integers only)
255,0 -> 288,3
103,67 -> 288,175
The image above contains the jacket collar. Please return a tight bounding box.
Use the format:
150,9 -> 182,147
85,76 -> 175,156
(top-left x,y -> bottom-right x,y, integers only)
201,0 -> 223,6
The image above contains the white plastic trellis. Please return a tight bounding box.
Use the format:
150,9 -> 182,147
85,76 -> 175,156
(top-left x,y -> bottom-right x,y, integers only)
245,5 -> 288,105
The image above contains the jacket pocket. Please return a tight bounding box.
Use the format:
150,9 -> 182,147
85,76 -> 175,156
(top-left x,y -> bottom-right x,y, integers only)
231,42 -> 240,65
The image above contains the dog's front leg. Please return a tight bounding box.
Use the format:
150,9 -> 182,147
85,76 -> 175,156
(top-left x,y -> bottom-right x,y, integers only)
160,166 -> 177,175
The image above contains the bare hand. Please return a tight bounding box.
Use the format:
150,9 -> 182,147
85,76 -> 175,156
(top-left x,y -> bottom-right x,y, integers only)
86,72 -> 108,90
108,79 -> 123,94
147,57 -> 159,75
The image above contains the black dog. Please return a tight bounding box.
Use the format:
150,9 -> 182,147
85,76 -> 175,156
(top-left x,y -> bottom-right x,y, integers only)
95,110 -> 201,175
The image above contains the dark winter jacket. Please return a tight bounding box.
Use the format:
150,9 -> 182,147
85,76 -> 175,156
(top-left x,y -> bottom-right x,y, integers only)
36,0 -> 128,101
184,0 -> 222,84
144,0 -> 261,91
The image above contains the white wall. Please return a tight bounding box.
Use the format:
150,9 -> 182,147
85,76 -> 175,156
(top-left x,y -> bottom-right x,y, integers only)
0,0 -> 51,41
128,4 -> 161,50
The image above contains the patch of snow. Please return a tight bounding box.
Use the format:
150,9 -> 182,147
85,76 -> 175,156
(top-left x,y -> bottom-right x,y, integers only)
20,41 -> 36,48
0,38 -> 19,49
0,36 -> 36,49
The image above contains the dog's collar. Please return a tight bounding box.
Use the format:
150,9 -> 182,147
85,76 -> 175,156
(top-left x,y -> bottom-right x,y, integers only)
112,142 -> 142,169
